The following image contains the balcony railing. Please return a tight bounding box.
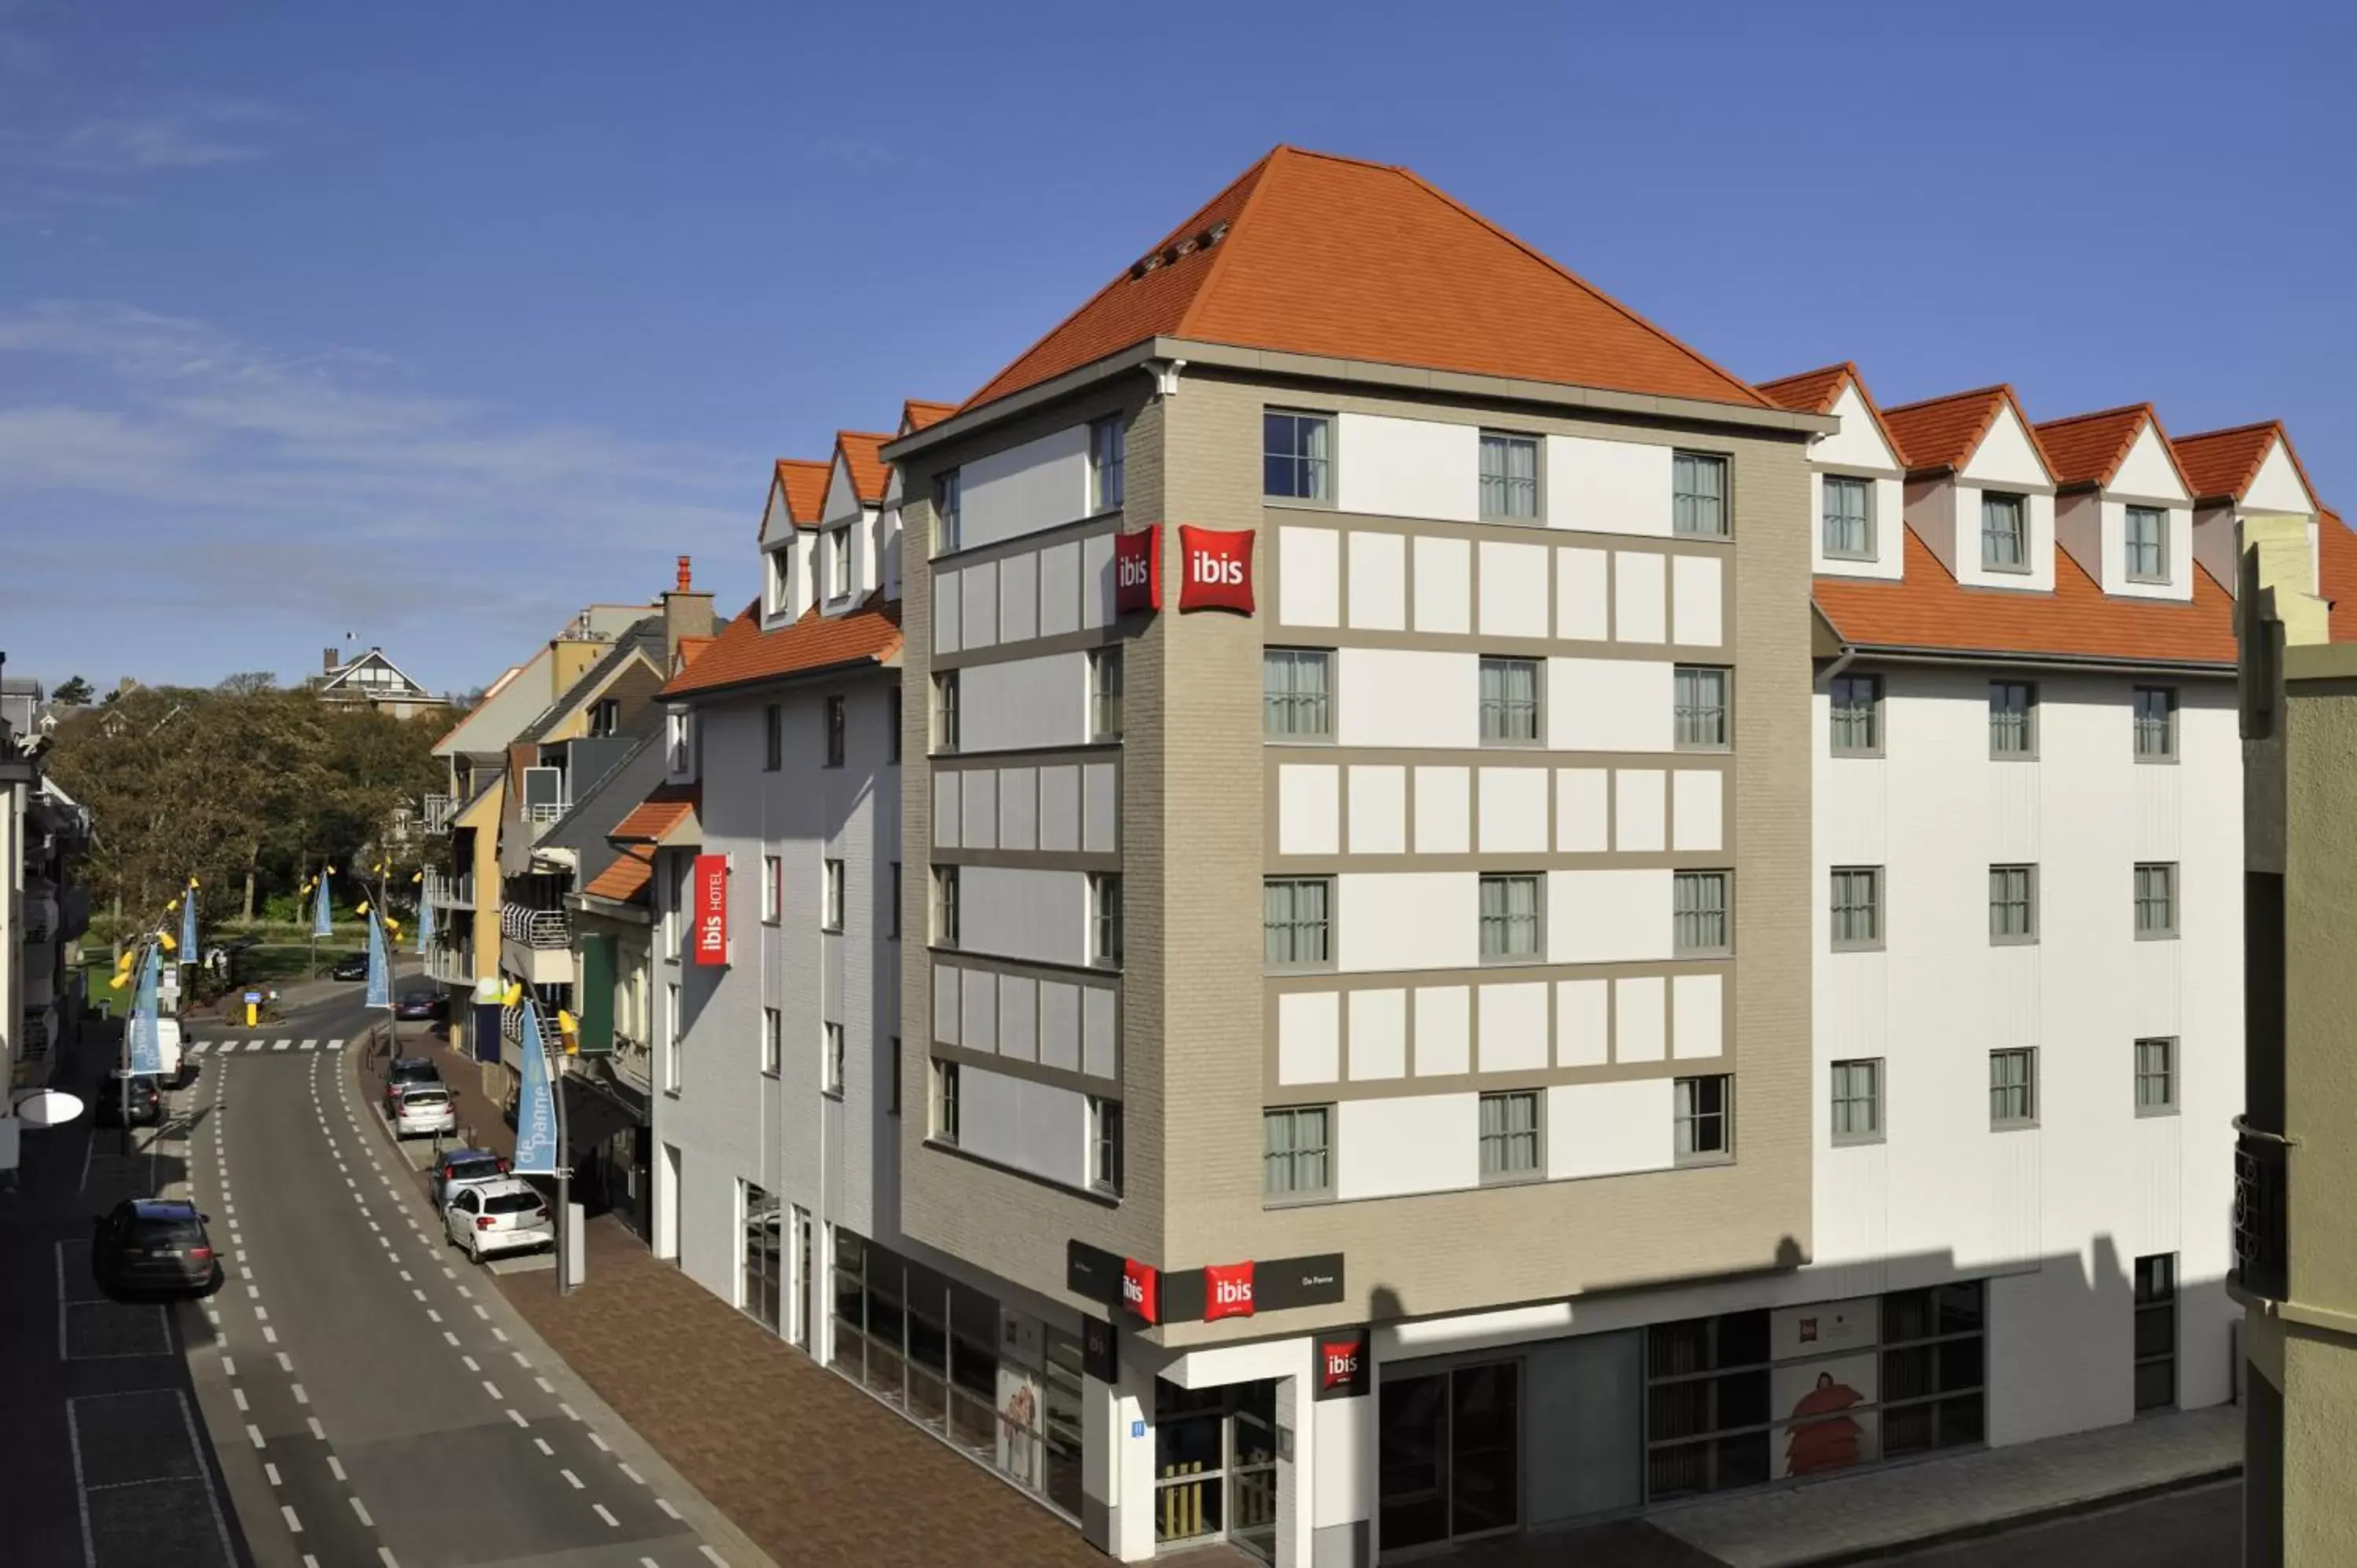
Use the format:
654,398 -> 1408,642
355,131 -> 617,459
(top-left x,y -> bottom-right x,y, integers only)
610,1030 -> 652,1091
2233,1120 -> 2291,1304
526,800 -> 570,826
424,793 -> 457,832
500,905 -> 570,949
424,870 -> 477,909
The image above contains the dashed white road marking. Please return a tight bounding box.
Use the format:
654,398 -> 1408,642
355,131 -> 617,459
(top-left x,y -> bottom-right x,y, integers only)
246,1423 -> 266,1449
482,1380 -> 503,1400
291,1383 -> 308,1405
560,1467 -> 584,1489
559,1402 -> 579,1423
232,1389 -> 248,1413
588,1432 -> 609,1453
220,1356 -> 236,1377
350,1497 -> 373,1527
306,1416 -> 325,1440
620,1462 -> 644,1486
265,1462 -> 281,1486
280,1504 -> 302,1533
277,1351 -> 293,1372
533,1438 -> 555,1456
697,1541 -> 724,1564
506,1409 -> 529,1428
592,1504 -> 619,1528
327,1455 -> 346,1482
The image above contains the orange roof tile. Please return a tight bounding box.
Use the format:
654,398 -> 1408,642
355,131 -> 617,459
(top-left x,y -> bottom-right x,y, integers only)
584,844 -> 654,903
610,783 -> 700,845
660,592 -> 903,701
2322,509 -> 2357,643
2169,421 -> 2318,508
962,145 -> 1768,415
674,636 -> 716,676
1882,384 -> 2055,480
837,431 -> 892,505
902,400 -> 957,433
775,459 -> 830,526
1757,361 -> 1909,468
1813,527 -> 2236,666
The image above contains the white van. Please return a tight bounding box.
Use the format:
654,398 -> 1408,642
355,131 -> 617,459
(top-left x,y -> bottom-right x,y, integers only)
152,1017 -> 192,1088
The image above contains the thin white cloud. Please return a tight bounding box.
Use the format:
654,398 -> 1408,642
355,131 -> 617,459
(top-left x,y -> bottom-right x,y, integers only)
2,99 -> 290,177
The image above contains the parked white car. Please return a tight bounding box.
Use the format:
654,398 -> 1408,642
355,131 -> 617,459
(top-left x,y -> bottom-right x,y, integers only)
391,1084 -> 456,1140
443,1178 -> 553,1263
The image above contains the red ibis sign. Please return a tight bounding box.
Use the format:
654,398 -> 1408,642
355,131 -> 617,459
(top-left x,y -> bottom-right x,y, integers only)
1177,526 -> 1255,614
1114,526 -> 1160,614
692,854 -> 728,966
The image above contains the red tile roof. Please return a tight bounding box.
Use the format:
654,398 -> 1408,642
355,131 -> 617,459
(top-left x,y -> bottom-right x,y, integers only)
775,459 -> 830,526
1813,527 -> 2237,666
1882,385 -> 2055,480
583,844 -> 653,903
2169,421 -> 2318,508
673,635 -> 717,676
1757,361 -> 1909,467
660,592 -> 903,700
962,145 -> 1768,415
610,783 -> 701,845
902,400 -> 957,433
837,432 -> 892,504
2322,509 -> 2357,643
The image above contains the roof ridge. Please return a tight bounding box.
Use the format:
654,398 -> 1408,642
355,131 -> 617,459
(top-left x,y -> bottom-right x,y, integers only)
2173,417 -> 2283,441
1757,361 -> 1854,397
2034,401 -> 2154,429
1171,145 -> 1288,342
1261,143 -> 1409,174
1882,383 -> 2011,414
1384,162 -> 1770,409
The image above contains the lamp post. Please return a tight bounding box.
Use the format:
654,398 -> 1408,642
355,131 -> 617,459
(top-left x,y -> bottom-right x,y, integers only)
510,974 -> 577,1297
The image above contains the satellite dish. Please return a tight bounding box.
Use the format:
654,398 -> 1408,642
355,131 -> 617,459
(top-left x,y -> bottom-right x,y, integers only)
13,1088 -> 86,1128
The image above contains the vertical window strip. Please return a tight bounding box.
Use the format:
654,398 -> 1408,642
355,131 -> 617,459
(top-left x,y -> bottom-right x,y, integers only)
1675,871 -> 1728,954
1673,452 -> 1728,537
1824,475 -> 1872,558
1479,658 -> 1538,742
1831,675 -> 1879,753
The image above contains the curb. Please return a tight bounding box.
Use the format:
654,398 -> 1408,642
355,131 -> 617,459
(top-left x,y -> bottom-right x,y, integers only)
1775,1464 -> 2242,1567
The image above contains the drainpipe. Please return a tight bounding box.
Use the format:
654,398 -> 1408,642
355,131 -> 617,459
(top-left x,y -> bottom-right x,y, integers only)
1820,643 -> 1860,687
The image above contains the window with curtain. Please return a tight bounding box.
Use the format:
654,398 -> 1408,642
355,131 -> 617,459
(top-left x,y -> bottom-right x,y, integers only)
1478,874 -> 1540,959
2133,687 -> 2176,760
1262,649 -> 1332,738
1673,871 -> 1729,954
1263,1107 -> 1331,1198
1478,657 -> 1539,743
1479,432 -> 1539,520
1989,681 -> 2035,757
2135,863 -> 2177,937
1830,674 -> 1880,754
1674,1076 -> 1730,1160
1980,492 -> 2027,570
1831,866 -> 1882,949
1263,878 -> 1332,969
1263,412 -> 1332,501
1673,452 -> 1728,537
1674,665 -> 1731,749
1988,865 -> 2036,943
1091,647 -> 1124,741
1091,416 -> 1126,512
934,470 -> 962,553
1831,1059 -> 1882,1141
1989,1049 -> 2036,1127
1478,1091 -> 1540,1179
2135,1037 -> 2176,1115
2125,506 -> 2168,582
1823,475 -> 1874,558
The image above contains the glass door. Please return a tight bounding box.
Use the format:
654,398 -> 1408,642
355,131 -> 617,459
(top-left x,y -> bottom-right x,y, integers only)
1377,1361 -> 1522,1555
792,1209 -> 812,1351
1230,1381 -> 1280,1563
1155,1382 -> 1227,1547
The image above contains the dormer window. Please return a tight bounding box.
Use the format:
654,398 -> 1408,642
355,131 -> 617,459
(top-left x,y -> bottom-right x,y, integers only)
1823,476 -> 1874,560
2126,506 -> 2168,584
667,710 -> 695,778
768,549 -> 791,615
827,528 -> 851,599
1981,492 -> 2028,572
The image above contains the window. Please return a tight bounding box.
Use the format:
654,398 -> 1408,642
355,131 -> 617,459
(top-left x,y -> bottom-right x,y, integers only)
1263,649 -> 1332,739
1674,1075 -> 1731,1161
2135,863 -> 2178,939
1823,474 -> 1874,559
2133,687 -> 2176,761
931,1059 -> 959,1143
666,710 -> 693,775
1090,416 -> 1125,513
1479,431 -> 1539,521
663,982 -> 682,1093
768,548 -> 791,614
1263,877 -> 1332,969
823,694 -> 846,767
1831,866 -> 1882,951
1830,673 -> 1881,755
2135,1037 -> 2177,1116
1989,1049 -> 2036,1128
1479,657 -> 1540,744
1478,1090 -> 1541,1181
1262,1106 -> 1331,1200
889,1040 -> 901,1116
1989,681 -> 2036,757
1673,452 -> 1728,537
588,698 -> 621,738
1090,873 -> 1123,965
1980,492 -> 2028,571
1831,1059 -> 1882,1144
1673,870 -> 1730,955
933,470 -> 962,554
823,1023 -> 845,1095
822,859 -> 845,932
1988,865 -> 2036,943
1674,665 -> 1731,751
1478,873 -> 1541,961
1091,647 -> 1124,741
1263,411 -> 1332,502
1089,1097 -> 1124,1195
887,686 -> 902,764
827,527 -> 850,598
2126,506 -> 2168,584
932,866 -> 959,947
761,855 -> 782,925
2134,1255 -> 2177,1412
933,672 -> 959,753
761,1008 -> 782,1076
889,862 -> 901,941
763,703 -> 783,771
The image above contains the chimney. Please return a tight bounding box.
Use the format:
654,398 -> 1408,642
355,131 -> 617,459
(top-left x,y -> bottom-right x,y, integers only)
661,554 -> 716,674
324,647 -> 339,673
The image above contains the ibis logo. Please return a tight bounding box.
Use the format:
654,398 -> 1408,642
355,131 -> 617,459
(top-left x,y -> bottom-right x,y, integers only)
1120,1258 -> 1160,1325
1177,526 -> 1255,615
1114,526 -> 1161,614
1203,1260 -> 1255,1321
1317,1332 -> 1370,1399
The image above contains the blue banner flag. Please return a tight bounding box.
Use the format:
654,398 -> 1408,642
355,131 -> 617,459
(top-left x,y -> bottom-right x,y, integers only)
312,870 -> 332,939
178,884 -> 198,964
511,1000 -> 560,1175
416,889 -> 434,957
365,906 -> 390,1009
127,944 -> 163,1075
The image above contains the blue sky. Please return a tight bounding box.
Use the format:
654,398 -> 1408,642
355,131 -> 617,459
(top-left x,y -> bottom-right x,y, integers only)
3,0 -> 2349,695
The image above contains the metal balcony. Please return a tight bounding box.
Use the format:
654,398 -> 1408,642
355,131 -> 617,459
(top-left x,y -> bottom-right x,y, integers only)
424,793 -> 457,832
2232,1121 -> 2291,1305
610,1031 -> 652,1094
500,906 -> 570,948
425,870 -> 477,909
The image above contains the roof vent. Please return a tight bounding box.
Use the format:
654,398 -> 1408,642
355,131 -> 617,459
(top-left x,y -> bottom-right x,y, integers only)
1127,219 -> 1228,281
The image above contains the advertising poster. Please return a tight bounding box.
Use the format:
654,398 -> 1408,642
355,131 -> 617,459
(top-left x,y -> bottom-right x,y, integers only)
995,1308 -> 1043,1489
1770,1299 -> 1881,1478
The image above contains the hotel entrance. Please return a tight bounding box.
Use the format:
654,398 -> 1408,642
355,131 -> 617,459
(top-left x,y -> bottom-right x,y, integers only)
1154,1378 -> 1279,1562
1377,1359 -> 1521,1554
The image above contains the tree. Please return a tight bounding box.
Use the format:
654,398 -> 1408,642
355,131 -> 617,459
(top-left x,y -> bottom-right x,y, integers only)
53,675 -> 93,706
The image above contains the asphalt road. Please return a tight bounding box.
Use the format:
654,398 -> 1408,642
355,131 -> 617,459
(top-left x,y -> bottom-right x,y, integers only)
1879,1479 -> 2241,1567
175,975 -> 728,1568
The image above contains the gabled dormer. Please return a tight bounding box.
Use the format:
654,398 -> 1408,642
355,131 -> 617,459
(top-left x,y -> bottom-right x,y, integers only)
2172,421 -> 2322,599
1759,362 -> 1910,582
759,459 -> 830,629
2033,405 -> 2198,603
819,430 -> 893,614
1884,385 -> 2058,592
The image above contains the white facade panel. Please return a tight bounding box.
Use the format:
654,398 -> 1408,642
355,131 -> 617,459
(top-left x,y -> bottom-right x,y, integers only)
1548,869 -> 1673,963
1082,986 -> 1117,1079
1279,526 -> 1342,628
1479,540 -> 1551,638
1347,989 -> 1407,1080
1334,413 -> 1479,522
1348,765 -> 1407,855
1673,973 -> 1723,1059
999,550 -> 1039,643
1336,649 -> 1479,749
1671,769 -> 1723,852
962,559 -> 1000,650
997,974 -> 1039,1063
1546,436 -> 1671,537
1547,1079 -> 1676,1180
1555,980 -> 1608,1067
1082,762 -> 1117,852
960,652 -> 1087,754
933,771 -> 962,850
1556,768 -> 1609,853
1476,767 -> 1549,854
1080,532 -> 1116,631
1338,873 -> 1476,973
1413,766 -> 1470,855
1038,541 -> 1081,638
934,571 -> 964,654
999,765 -> 1038,851
962,969 -> 999,1053
959,865 -> 1087,968
1279,765 -> 1340,856
1555,548 -> 1610,641
2112,423 -> 2190,503
1413,986 -> 1470,1076
933,962 -> 961,1045
1809,473 -> 1908,581
959,1064 -> 1089,1190
1612,551 -> 1666,644
1277,991 -> 1341,1086
1815,381 -> 1901,471
1039,765 -> 1080,852
1336,1095 -> 1479,1200
1951,484 -> 2058,593
1961,404 -> 2052,489
1548,659 -> 1673,753
2244,438 -> 2313,515
1039,981 -> 1080,1072
1412,536 -> 1472,635
1614,976 -> 1665,1063
1477,982 -> 1549,1072
960,423 -> 1091,551
961,768 -> 999,851
1613,769 -> 1665,852
1671,554 -> 1723,647
1347,531 -> 1408,631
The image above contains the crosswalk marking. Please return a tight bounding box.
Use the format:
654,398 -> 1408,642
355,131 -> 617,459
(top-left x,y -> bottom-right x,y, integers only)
328,1039 -> 345,1051
272,1039 -> 291,1052
300,1039 -> 318,1051
189,1041 -> 211,1055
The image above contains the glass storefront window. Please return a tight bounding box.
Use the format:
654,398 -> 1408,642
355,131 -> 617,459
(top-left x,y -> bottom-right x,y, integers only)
1042,1333 -> 1086,1520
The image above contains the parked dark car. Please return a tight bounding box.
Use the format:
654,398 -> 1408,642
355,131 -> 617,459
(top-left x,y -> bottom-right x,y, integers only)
327,953 -> 371,981
429,1149 -> 511,1208
394,991 -> 444,1022
92,1071 -> 163,1128
384,1057 -> 442,1114
91,1199 -> 220,1296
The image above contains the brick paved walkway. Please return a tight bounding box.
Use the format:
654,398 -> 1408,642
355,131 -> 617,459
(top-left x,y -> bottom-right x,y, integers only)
361,1026 -> 1165,1567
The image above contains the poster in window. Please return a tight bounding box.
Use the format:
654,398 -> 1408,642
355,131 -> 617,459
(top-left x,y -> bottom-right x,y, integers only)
996,1360 -> 1043,1489
1771,1352 -> 1879,1478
